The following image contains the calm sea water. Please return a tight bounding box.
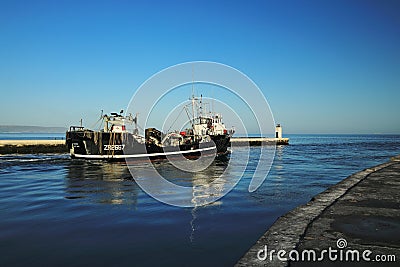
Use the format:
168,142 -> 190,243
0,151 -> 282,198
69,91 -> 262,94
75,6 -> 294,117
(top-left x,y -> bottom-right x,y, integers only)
0,134 -> 399,266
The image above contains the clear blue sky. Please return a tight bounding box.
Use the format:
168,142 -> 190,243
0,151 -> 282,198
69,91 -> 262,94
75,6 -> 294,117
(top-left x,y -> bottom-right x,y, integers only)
1,0 -> 399,133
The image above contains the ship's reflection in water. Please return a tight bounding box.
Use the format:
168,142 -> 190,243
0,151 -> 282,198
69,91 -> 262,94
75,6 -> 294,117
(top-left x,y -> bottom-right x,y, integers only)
150,156 -> 231,241
65,155 -> 231,208
64,155 -> 232,248
65,160 -> 140,206
150,155 -> 231,205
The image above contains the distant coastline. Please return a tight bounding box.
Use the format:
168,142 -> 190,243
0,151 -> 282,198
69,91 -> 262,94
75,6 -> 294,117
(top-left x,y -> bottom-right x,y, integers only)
0,125 -> 67,134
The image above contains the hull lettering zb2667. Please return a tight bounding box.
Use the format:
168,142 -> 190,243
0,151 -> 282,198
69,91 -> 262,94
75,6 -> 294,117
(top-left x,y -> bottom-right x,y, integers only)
103,144 -> 125,151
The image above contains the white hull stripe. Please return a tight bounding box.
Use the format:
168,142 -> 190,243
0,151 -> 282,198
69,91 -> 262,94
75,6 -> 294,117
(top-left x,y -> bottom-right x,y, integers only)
73,146 -> 217,159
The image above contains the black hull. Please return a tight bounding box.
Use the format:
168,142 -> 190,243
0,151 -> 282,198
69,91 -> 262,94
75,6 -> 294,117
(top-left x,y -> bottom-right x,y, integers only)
210,134 -> 231,153
66,130 -> 231,161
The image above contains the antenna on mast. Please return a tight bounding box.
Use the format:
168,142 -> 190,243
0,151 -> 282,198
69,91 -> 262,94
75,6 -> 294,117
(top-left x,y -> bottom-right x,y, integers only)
200,94 -> 203,118
191,65 -> 194,98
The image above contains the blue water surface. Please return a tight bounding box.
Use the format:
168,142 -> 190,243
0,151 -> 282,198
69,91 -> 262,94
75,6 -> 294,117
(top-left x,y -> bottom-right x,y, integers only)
0,134 -> 399,266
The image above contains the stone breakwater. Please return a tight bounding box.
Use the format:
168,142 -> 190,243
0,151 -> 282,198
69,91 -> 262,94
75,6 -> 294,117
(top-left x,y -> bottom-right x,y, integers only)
230,137 -> 289,146
0,140 -> 67,154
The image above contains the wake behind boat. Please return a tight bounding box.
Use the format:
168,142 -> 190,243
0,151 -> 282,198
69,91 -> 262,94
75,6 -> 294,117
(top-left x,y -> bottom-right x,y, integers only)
66,96 -> 234,161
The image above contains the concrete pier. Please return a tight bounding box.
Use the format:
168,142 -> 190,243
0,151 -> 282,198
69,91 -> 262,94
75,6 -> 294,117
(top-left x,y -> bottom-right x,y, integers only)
230,137 -> 289,146
236,155 -> 400,266
229,124 -> 289,146
0,140 -> 67,154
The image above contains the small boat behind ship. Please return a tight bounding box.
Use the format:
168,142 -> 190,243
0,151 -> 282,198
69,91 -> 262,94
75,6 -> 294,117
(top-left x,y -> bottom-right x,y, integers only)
66,96 -> 234,161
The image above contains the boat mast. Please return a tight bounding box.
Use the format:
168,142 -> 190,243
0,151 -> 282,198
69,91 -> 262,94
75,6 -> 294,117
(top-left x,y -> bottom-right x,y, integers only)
191,66 -> 196,135
191,96 -> 196,135
200,94 -> 203,119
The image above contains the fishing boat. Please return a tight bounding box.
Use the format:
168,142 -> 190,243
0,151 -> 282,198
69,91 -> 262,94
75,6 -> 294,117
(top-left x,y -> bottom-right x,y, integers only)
66,96 -> 234,161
